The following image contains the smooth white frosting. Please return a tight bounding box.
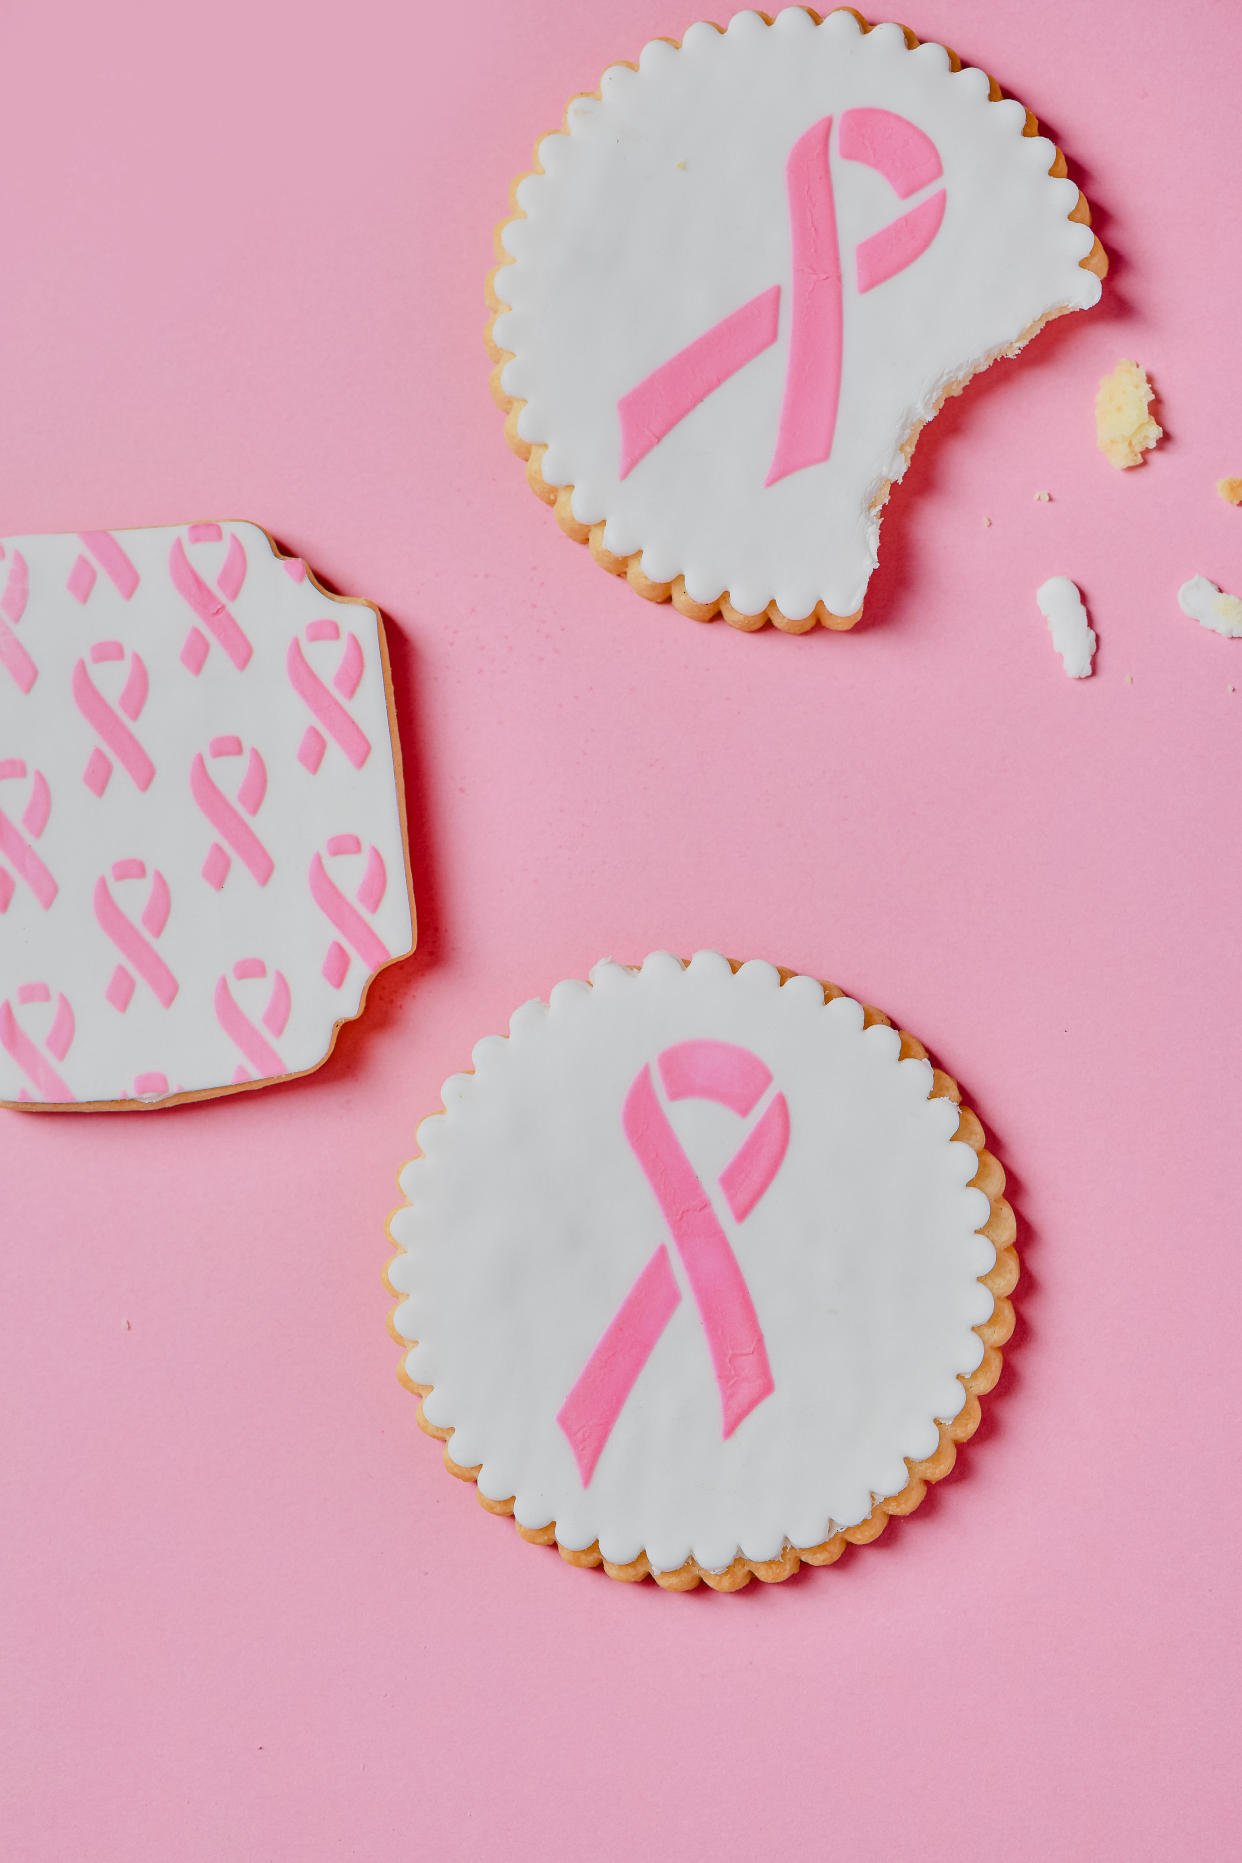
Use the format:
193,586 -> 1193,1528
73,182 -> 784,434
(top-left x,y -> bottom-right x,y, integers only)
0,522 -> 413,1104
389,952 -> 995,1575
493,8 -> 1101,620
1178,573 -> 1242,639
1036,576 -> 1097,677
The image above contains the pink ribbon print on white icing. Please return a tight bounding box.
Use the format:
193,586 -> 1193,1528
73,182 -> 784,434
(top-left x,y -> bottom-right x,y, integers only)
617,109 -> 945,483
0,522 -> 411,1103
0,760 -> 56,915
0,981 -> 75,1102
0,546 -> 37,696
288,619 -> 372,775
73,641 -> 154,797
214,957 -> 292,1084
171,525 -> 253,675
96,860 -> 177,1014
66,531 -> 141,607
311,835 -> 389,990
191,737 -> 273,890
557,1040 -> 789,1486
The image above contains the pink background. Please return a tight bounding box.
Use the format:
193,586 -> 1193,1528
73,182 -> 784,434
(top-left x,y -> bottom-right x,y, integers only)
2,0 -> 1240,1855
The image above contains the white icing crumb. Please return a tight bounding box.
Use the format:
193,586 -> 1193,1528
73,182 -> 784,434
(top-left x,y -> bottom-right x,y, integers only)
1036,576 -> 1096,678
122,1318 -> 131,1331
1034,490 -> 1052,503
1096,360 -> 1162,468
1178,573 -> 1242,639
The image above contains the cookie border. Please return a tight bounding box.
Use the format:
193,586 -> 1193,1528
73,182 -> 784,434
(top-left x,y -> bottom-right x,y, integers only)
0,520 -> 417,1114
385,957 -> 1019,1590
485,6 -> 1109,634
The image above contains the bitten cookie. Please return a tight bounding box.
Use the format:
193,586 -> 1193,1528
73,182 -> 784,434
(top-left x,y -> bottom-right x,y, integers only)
387,952 -> 1017,1589
487,7 -> 1106,631
0,522 -> 414,1108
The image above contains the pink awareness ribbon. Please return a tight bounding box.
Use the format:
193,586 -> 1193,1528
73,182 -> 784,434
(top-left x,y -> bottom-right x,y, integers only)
557,1039 -> 790,1486
72,641 -> 154,796
0,982 -> 75,1102
0,759 -> 56,913
65,530 -> 141,606
190,737 -> 274,889
170,527 -> 253,675
287,620 -> 371,774
309,836 -> 390,988
95,861 -> 177,1012
617,108 -> 946,484
214,958 -> 291,1083
0,545 -> 37,695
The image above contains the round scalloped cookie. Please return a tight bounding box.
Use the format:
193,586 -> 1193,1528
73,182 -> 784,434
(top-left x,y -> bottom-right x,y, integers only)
487,7 -> 1107,632
387,952 -> 1018,1590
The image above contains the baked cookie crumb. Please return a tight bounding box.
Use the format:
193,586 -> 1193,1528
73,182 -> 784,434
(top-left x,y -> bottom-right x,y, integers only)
1179,573 -> 1242,639
1095,360 -> 1162,468
1218,477 -> 1242,506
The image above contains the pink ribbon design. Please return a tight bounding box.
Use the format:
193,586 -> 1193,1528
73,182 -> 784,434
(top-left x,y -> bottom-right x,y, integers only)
170,528 -> 253,675
65,531 -> 141,606
73,641 -> 154,796
95,860 -> 177,1012
0,545 -> 36,694
214,958 -> 291,1083
288,620 -> 371,773
0,982 -> 75,1102
557,1040 -> 790,1486
309,836 -> 390,988
0,759 -> 56,913
190,736 -> 274,890
617,108 -> 945,483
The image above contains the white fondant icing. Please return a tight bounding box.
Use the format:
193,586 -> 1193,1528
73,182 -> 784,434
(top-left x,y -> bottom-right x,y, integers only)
1036,576 -> 1096,677
492,8 -> 1101,621
0,523 -> 413,1104
389,952 -> 996,1575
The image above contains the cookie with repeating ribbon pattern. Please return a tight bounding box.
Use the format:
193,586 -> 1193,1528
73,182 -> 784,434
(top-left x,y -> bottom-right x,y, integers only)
487,7 -> 1107,631
0,521 -> 414,1108
386,951 -> 1017,1589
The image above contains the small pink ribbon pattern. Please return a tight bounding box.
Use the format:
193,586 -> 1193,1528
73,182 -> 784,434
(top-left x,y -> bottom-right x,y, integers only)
191,737 -> 274,890
0,759 -> 56,914
0,982 -> 75,1102
213,958 -> 291,1084
0,522 -> 413,1105
617,109 -> 946,484
288,620 -> 372,774
0,546 -> 37,695
310,836 -> 390,990
170,528 -> 253,675
64,531 -> 141,607
72,641 -> 154,797
95,860 -> 177,1013
557,1040 -> 790,1486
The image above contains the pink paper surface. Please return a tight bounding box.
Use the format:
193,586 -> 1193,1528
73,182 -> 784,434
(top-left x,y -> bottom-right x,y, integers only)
1,1 -> 1240,1856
